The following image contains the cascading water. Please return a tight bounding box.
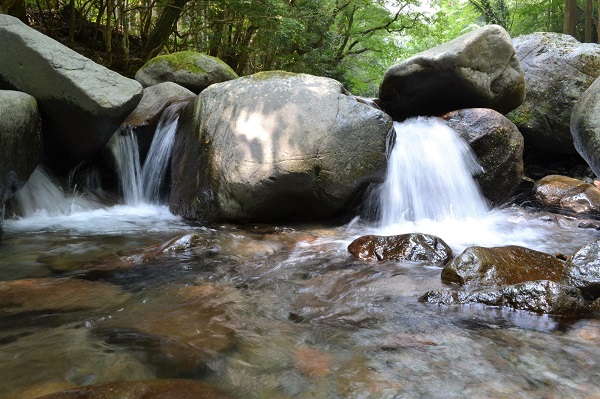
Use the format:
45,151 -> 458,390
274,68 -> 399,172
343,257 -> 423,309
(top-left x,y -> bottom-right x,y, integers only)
378,117 -> 489,225
110,101 -> 184,205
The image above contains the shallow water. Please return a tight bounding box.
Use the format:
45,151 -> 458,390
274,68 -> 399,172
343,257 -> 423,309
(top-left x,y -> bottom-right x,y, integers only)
1,205 -> 600,398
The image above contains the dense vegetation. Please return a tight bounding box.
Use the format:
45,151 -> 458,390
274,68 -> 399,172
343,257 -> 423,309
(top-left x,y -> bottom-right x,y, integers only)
0,0 -> 599,95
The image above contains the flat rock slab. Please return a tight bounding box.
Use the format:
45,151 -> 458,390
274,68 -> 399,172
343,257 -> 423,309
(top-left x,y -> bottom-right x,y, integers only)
0,14 -> 142,172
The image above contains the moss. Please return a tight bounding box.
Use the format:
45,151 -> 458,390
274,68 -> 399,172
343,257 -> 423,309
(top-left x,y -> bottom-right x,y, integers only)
248,71 -> 299,81
143,51 -> 236,77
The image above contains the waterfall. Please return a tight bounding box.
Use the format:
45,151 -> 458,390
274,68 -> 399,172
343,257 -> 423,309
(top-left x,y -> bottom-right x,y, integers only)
110,102 -> 184,205
14,166 -> 99,217
376,117 -> 489,226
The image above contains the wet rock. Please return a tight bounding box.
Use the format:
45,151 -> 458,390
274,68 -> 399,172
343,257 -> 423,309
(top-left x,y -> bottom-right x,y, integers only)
0,15 -> 142,173
125,233 -> 210,263
120,82 -> 195,163
347,233 -> 453,266
441,245 -> 565,288
533,175 -> 600,214
135,51 -> 238,94
561,239 -> 600,300
508,32 -> 600,154
0,90 -> 42,237
572,75 -> 600,176
0,277 -> 131,316
442,108 -> 524,205
420,280 -> 585,315
36,379 -> 233,399
379,24 -> 524,120
170,71 -> 392,223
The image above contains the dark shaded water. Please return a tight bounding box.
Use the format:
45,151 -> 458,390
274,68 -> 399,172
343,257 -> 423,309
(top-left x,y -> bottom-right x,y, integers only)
1,205 -> 600,398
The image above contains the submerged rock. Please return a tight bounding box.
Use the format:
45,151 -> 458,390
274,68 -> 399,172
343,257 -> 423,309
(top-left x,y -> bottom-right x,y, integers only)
533,175 -> 600,214
572,75 -> 600,176
170,71 -> 392,223
0,14 -> 142,173
441,245 -> 565,288
135,51 -> 238,93
442,108 -> 524,205
347,233 -> 453,265
0,90 -> 42,237
508,32 -> 600,154
0,277 -> 131,316
36,379 -> 232,399
420,280 -> 585,315
562,239 -> 600,300
379,24 -> 524,120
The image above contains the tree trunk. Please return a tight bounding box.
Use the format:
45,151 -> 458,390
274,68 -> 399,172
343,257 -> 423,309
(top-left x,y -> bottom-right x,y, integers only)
563,0 -> 577,37
139,0 -> 189,61
585,0 -> 593,41
1,0 -> 27,23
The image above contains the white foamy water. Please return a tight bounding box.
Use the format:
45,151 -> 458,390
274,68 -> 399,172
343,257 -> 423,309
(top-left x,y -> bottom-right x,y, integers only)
378,117 -> 488,224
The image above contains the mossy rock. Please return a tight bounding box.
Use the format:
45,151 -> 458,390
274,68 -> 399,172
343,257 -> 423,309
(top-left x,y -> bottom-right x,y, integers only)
135,51 -> 239,94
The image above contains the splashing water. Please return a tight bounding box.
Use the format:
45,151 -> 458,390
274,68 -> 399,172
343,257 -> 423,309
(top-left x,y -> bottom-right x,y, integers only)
110,102 -> 185,205
379,117 -> 488,225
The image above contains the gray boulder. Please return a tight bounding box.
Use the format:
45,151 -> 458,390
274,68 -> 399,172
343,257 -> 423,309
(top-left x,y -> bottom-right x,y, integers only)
0,14 -> 142,173
0,90 -> 42,237
135,51 -> 238,94
379,24 -> 524,121
420,280 -> 585,315
508,32 -> 600,154
170,71 -> 393,223
572,76 -> 600,176
561,239 -> 600,300
442,108 -> 524,205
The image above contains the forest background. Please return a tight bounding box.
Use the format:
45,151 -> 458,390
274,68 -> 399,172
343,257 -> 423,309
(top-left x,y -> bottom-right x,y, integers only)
0,0 -> 596,96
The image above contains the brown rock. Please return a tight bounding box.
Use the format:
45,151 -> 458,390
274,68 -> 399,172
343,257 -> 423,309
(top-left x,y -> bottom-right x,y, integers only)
0,277 -> 131,316
347,233 -> 453,266
441,245 -> 565,288
534,175 -> 600,214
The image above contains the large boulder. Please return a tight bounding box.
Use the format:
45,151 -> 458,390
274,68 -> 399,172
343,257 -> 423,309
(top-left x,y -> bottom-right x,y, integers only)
0,14 -> 142,173
442,108 -> 524,205
572,76 -> 600,176
347,233 -> 453,265
135,51 -> 239,94
561,239 -> 600,300
0,90 -> 42,237
379,24 -> 524,121
533,175 -> 600,215
508,32 -> 600,154
170,71 -> 393,223
441,245 -> 565,288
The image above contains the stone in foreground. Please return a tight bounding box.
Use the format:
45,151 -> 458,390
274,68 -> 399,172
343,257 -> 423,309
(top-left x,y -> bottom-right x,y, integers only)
441,245 -> 565,288
379,24 -> 524,121
420,280 -> 585,315
170,71 -> 393,223
562,239 -> 600,300
347,233 -> 453,265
